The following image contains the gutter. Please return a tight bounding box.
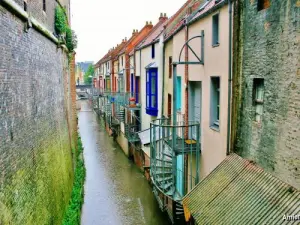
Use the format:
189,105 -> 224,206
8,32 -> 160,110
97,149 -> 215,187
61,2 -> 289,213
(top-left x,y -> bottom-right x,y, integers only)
162,39 -> 166,116
226,0 -> 232,155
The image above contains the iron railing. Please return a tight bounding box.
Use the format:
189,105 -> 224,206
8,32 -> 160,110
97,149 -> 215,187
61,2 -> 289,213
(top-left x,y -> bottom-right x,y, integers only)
150,116 -> 201,202
124,124 -> 141,143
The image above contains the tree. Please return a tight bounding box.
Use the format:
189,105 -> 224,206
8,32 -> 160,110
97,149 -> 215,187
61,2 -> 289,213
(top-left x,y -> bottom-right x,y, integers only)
84,65 -> 94,84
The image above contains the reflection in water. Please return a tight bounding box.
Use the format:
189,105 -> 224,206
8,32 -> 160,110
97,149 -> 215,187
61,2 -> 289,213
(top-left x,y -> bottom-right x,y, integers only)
79,101 -> 169,225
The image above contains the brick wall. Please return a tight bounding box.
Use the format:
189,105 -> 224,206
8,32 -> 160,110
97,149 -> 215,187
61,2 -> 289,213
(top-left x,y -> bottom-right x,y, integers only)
0,2 -> 74,224
232,0 -> 300,188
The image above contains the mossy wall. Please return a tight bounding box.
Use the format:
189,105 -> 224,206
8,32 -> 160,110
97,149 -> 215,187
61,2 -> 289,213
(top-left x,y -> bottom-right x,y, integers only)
0,4 -> 75,224
232,0 -> 300,188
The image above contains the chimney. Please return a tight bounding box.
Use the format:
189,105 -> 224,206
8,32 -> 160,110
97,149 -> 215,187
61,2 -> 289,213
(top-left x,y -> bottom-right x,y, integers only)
159,13 -> 168,21
159,12 -> 163,20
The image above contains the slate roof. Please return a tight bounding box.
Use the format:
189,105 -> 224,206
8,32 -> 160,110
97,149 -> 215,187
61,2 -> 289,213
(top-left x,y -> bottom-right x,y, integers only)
189,0 -> 226,23
164,0 -> 226,42
136,18 -> 168,50
182,154 -> 300,225
164,0 -> 197,41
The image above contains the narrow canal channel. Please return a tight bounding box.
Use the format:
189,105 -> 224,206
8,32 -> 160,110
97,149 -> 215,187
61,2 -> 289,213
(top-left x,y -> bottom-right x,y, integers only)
79,101 -> 169,225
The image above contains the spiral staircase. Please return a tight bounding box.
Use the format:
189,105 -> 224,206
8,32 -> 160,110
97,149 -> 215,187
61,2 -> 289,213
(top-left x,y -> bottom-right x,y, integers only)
150,118 -> 200,224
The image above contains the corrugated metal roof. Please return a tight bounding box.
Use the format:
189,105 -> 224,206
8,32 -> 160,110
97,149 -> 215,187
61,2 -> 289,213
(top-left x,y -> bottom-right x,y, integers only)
183,154 -> 300,224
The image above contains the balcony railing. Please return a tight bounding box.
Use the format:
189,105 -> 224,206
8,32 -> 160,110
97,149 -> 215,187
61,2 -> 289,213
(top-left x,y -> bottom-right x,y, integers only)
125,124 -> 140,143
150,116 -> 201,201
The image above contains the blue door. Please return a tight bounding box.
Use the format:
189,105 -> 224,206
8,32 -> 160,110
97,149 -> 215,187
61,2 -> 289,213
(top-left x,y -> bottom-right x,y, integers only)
131,73 -> 134,95
176,155 -> 184,196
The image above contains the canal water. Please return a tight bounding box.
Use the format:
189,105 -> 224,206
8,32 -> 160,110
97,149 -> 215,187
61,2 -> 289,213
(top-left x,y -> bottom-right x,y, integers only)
79,101 -> 169,225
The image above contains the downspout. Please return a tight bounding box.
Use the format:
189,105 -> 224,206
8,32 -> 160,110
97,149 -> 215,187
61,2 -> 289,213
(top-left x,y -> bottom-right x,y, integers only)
139,49 -> 142,86
162,42 -> 166,116
226,0 -> 233,155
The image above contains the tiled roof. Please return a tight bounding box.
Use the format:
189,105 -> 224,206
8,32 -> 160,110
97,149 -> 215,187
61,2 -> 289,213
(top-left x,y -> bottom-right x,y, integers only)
129,49 -> 134,56
164,0 -> 224,41
182,154 -> 300,224
189,0 -> 225,23
164,0 -> 194,41
137,18 -> 168,50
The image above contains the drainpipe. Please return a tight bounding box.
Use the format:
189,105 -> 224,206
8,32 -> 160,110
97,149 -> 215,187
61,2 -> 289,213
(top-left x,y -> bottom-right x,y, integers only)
226,0 -> 233,155
162,43 -> 166,116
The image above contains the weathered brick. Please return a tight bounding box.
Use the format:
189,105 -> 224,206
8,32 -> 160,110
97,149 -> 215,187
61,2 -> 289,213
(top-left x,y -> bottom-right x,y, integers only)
232,0 -> 300,189
0,1 -> 75,224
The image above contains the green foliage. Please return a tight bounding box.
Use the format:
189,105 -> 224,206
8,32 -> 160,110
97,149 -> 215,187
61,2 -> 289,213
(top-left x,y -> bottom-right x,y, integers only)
62,136 -> 86,225
84,65 -> 94,85
66,27 -> 78,52
55,6 -> 67,35
55,6 -> 77,53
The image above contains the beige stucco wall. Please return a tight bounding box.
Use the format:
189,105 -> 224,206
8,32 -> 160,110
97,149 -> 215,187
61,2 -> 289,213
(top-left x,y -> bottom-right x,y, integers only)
173,29 -> 186,116
163,39 -> 173,117
135,50 -> 141,77
187,5 -> 229,179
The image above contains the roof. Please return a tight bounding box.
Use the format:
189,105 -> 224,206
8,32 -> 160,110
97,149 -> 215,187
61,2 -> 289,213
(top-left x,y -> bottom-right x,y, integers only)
137,18 -> 168,50
189,0 -> 226,23
163,0 -> 195,41
145,62 -> 158,69
182,154 -> 300,224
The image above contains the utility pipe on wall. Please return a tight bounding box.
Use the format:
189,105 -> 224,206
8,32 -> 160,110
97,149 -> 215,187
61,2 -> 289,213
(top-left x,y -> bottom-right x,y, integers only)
226,0 -> 233,155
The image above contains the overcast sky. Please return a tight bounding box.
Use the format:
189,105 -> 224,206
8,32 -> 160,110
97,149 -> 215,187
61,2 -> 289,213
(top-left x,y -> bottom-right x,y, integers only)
70,0 -> 186,63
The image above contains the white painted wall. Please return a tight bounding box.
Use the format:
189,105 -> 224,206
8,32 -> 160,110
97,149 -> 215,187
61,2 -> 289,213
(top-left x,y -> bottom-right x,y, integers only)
139,35 -> 164,131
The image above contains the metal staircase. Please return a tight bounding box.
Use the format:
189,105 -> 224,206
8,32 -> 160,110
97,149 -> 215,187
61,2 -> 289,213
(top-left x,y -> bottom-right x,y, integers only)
115,106 -> 125,122
150,117 -> 201,224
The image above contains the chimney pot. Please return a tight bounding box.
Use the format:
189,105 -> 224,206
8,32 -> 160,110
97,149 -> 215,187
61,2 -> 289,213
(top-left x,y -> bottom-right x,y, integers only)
160,12 -> 163,17
146,21 -> 148,25
164,13 -> 167,17
150,21 -> 152,25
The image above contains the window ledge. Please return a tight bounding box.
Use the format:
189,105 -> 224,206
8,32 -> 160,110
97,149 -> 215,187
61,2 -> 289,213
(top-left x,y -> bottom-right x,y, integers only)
212,43 -> 220,48
210,125 -> 220,132
146,108 -> 158,116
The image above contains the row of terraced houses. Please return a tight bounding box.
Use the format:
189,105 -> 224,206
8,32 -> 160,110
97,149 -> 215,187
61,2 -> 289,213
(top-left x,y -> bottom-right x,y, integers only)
91,0 -> 299,224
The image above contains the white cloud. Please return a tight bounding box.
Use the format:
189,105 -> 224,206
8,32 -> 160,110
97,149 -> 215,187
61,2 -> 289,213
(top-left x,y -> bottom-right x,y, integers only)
70,0 -> 186,63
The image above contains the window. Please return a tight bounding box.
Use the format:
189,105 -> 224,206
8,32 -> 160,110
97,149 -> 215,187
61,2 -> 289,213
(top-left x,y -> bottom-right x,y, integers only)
253,78 -> 264,123
121,56 -> 123,67
212,14 -> 219,46
146,68 -> 158,116
43,0 -> 46,12
169,56 -> 173,78
210,77 -> 220,129
24,0 -> 27,11
151,44 -> 155,59
257,0 -> 270,11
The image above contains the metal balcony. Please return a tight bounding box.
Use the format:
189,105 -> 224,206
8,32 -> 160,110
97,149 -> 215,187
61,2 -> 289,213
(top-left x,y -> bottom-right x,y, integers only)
125,124 -> 140,143
150,116 -> 201,202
